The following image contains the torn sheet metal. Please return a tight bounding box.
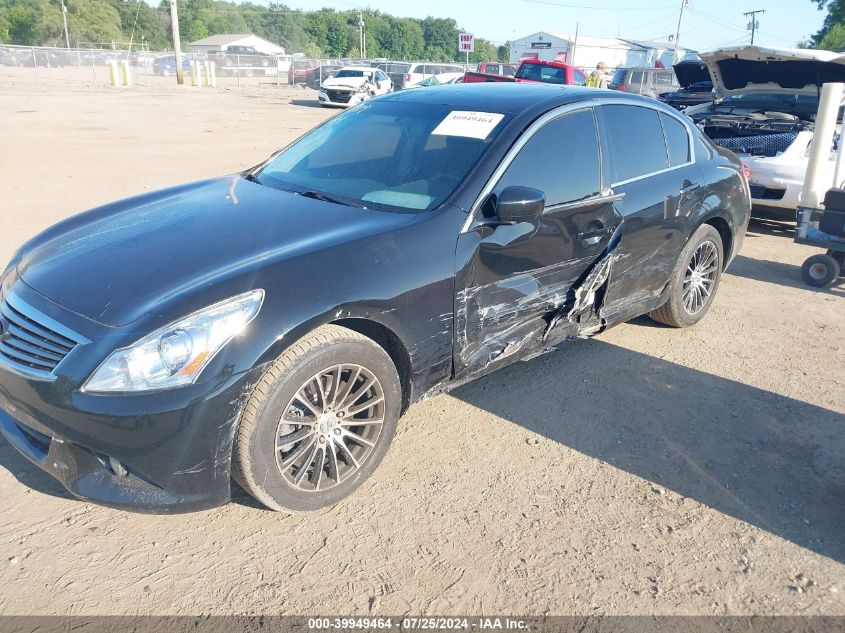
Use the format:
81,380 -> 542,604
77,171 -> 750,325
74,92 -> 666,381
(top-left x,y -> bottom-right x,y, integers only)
544,221 -> 626,339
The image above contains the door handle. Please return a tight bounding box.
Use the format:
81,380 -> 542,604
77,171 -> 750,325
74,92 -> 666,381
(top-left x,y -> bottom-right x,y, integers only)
577,225 -> 617,245
679,183 -> 701,195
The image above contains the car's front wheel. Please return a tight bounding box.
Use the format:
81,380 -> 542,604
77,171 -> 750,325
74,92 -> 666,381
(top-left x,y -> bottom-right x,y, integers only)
649,223 -> 724,327
232,325 -> 401,512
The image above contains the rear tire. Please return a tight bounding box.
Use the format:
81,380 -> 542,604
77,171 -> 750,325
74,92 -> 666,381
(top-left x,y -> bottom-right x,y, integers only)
232,325 -> 401,512
801,254 -> 840,287
649,224 -> 724,328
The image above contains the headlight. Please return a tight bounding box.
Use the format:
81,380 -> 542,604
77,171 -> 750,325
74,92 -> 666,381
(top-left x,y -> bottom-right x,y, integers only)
82,289 -> 264,393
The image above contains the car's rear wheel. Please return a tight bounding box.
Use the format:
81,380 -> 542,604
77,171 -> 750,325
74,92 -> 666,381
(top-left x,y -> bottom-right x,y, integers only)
649,224 -> 724,327
232,325 -> 401,512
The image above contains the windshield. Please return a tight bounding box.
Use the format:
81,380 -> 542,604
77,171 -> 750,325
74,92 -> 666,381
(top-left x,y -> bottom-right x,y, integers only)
516,63 -> 566,84
335,69 -> 369,78
255,101 -> 511,212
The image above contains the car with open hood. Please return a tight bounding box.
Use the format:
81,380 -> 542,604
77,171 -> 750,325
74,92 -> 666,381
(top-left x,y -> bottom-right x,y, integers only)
691,46 -> 845,216
0,84 -> 750,514
318,66 -> 393,107
659,60 -> 714,111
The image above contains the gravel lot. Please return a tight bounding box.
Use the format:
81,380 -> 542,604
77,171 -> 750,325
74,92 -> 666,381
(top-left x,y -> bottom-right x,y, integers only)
0,86 -> 843,616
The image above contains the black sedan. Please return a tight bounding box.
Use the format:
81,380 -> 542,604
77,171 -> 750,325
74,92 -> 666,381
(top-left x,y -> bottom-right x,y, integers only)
0,84 -> 750,513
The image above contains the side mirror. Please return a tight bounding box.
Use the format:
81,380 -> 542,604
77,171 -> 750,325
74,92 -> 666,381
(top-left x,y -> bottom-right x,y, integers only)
495,186 -> 546,224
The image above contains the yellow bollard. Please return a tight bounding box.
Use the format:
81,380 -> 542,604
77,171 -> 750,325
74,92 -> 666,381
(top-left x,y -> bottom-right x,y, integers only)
208,61 -> 217,88
107,60 -> 120,87
202,61 -> 210,87
189,60 -> 198,87
120,60 -> 132,86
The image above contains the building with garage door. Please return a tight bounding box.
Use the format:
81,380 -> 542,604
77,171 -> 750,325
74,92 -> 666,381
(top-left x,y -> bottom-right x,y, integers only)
187,34 -> 285,56
510,31 -> 697,69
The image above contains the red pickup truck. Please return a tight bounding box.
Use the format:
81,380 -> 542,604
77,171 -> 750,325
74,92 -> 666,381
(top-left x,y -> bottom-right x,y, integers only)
464,59 -> 587,86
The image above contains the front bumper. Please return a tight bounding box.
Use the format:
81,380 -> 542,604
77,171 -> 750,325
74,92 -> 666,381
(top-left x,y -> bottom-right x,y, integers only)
317,90 -> 364,108
0,281 -> 265,514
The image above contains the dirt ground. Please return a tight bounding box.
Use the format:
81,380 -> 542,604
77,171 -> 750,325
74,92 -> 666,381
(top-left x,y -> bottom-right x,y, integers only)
0,86 -> 843,617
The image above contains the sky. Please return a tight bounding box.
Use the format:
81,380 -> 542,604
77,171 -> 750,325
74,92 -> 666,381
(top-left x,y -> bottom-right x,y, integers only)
281,0 -> 828,52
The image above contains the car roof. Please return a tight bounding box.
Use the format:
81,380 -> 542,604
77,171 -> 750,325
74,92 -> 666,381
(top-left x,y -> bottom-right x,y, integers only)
378,83 -> 653,115
338,66 -> 376,72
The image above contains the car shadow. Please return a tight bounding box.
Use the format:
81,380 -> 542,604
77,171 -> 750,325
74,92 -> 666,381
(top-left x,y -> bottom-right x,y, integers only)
748,215 -> 795,238
451,338 -> 845,563
728,254 -> 845,297
289,98 -> 322,108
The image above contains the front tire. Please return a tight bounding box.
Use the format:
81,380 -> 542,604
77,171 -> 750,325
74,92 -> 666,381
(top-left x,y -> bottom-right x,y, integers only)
232,325 -> 401,512
649,224 -> 724,328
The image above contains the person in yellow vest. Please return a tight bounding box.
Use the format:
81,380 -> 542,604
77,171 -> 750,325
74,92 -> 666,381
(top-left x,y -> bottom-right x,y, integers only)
587,62 -> 608,89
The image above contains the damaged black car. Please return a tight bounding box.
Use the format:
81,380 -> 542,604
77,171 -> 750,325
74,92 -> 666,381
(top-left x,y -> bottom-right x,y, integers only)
0,84 -> 750,513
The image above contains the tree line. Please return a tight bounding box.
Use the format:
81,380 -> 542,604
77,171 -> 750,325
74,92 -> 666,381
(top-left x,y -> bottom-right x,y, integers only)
807,0 -> 845,49
0,0 -> 510,62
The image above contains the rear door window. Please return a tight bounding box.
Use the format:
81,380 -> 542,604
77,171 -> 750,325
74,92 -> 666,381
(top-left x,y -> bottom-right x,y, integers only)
503,66 -> 516,77
629,71 -> 644,85
602,105 -> 669,183
495,108 -> 601,206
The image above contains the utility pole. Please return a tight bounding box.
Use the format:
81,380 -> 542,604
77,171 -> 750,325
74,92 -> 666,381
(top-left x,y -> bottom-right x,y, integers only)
169,0 -> 184,85
744,9 -> 765,45
60,0 -> 70,49
358,10 -> 365,59
673,0 -> 689,56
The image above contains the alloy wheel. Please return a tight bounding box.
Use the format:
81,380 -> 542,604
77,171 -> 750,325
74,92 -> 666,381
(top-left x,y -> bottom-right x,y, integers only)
682,240 -> 719,315
274,364 -> 385,492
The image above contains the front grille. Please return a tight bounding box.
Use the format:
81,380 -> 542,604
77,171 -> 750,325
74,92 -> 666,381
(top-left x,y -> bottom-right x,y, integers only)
713,132 -> 799,158
749,184 -> 786,201
326,90 -> 353,103
0,295 -> 79,374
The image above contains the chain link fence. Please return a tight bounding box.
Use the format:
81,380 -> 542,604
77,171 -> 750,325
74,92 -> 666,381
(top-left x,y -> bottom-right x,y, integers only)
0,44 -> 480,89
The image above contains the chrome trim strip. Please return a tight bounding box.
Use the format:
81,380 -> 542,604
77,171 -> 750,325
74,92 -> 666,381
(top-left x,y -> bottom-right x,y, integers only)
461,97 -> 697,234
610,161 -> 693,188
543,191 -> 626,214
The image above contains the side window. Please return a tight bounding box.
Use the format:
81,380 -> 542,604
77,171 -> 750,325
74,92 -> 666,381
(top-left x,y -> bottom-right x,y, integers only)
573,69 -> 587,86
495,109 -> 601,207
540,65 -> 566,84
629,70 -> 644,85
602,105 -> 669,182
660,113 -> 690,166
503,66 -> 516,77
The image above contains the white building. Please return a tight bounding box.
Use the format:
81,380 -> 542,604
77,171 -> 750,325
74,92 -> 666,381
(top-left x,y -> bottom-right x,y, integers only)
510,31 -> 697,69
187,34 -> 285,56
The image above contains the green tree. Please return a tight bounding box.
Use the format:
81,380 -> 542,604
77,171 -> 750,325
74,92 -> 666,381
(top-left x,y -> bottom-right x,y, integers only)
809,0 -> 845,48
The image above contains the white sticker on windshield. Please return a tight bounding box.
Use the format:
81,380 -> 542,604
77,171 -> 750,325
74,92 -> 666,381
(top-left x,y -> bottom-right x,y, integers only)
431,111 -> 505,139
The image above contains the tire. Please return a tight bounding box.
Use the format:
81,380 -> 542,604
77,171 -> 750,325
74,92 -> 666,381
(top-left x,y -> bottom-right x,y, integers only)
232,325 -> 402,512
649,224 -> 724,328
801,254 -> 840,287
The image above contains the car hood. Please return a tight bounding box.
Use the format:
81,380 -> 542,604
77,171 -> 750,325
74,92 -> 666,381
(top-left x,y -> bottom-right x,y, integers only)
16,177 -> 414,327
321,76 -> 370,90
673,60 -> 710,88
700,46 -> 845,97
